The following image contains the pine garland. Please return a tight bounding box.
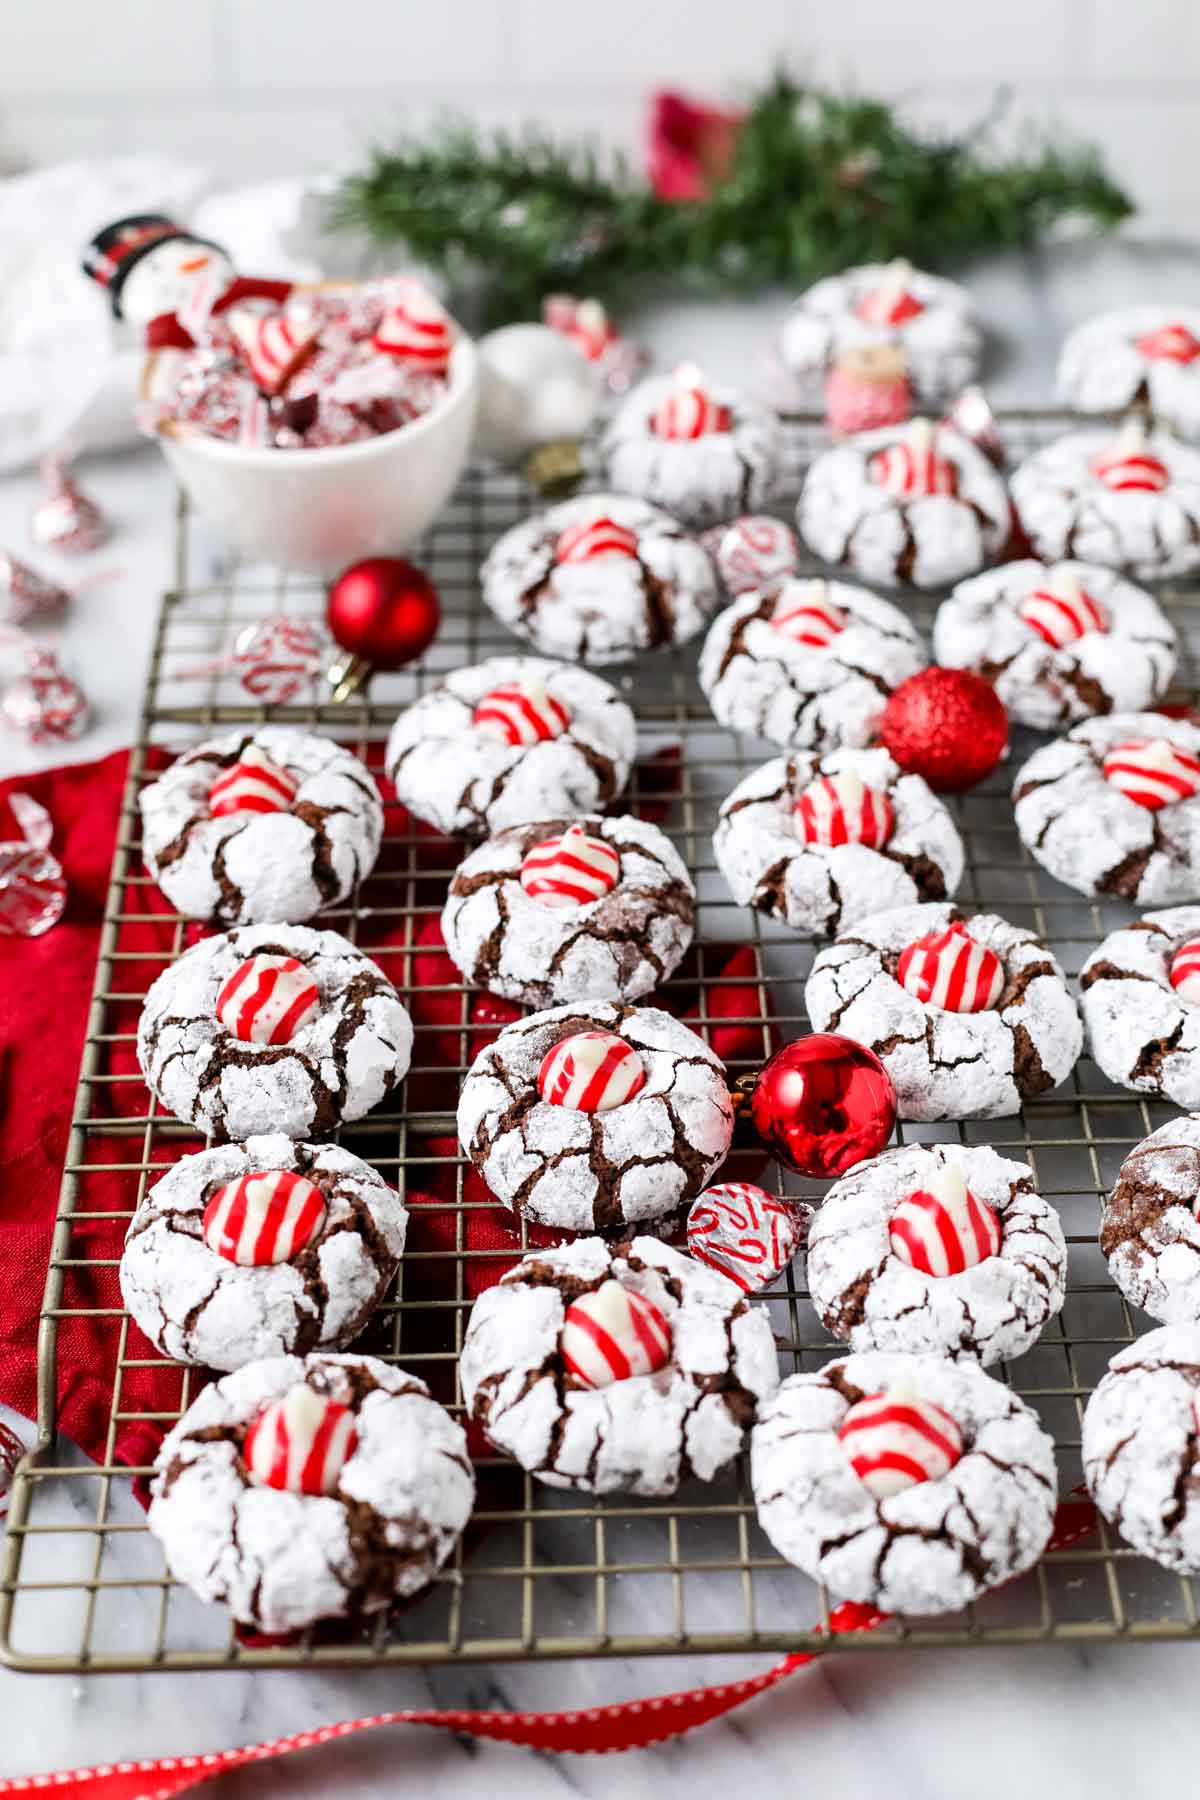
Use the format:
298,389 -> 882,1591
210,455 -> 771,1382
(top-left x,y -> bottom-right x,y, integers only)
331,75 -> 1133,329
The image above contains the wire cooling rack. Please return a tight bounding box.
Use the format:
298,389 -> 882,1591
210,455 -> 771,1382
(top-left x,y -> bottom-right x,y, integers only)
4,409 -> 1200,1675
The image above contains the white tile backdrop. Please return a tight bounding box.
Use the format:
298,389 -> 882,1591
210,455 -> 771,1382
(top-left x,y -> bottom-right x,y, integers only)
3,0 -> 1199,229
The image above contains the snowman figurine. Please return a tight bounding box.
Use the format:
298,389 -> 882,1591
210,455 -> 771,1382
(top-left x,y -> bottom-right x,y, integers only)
81,213 -> 293,349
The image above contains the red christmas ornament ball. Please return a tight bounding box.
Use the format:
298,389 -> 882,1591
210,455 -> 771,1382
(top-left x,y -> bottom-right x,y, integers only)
749,1033 -> 896,1179
879,667 -> 1008,793
326,557 -> 440,669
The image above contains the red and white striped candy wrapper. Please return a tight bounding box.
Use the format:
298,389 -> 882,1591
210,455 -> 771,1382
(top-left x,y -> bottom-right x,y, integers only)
897,920 -> 1004,1013
888,1161 -> 1002,1277
1102,736 -> 1200,808
1170,937 -> 1200,1007
208,745 -> 298,818
228,309 -> 319,396
473,678 -> 570,746
216,954 -> 321,1045
237,388 -> 271,448
560,1278 -> 672,1387
374,283 -> 453,374
794,768 -> 894,850
520,824 -> 620,909
650,366 -> 731,440
0,552 -> 69,627
231,614 -> 328,705
838,1380 -> 963,1499
1018,570 -> 1108,647
869,420 -> 958,497
30,458 -> 110,555
706,515 -> 799,595
1136,322 -> 1200,364
555,515 -> 639,565
537,1030 -> 646,1112
770,580 -> 847,648
1090,424 -> 1169,493
854,261 -> 925,328
543,294 -> 617,362
686,1182 -> 808,1292
1,642 -> 88,744
202,1169 -> 327,1267
243,1384 -> 358,1496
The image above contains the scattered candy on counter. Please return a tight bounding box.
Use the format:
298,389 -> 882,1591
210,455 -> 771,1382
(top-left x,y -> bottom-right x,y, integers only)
0,552 -> 69,627
0,639 -> 89,744
30,458 -> 110,555
0,792 -> 66,937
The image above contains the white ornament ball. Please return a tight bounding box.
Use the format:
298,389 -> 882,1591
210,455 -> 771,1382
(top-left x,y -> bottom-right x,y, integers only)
474,324 -> 603,465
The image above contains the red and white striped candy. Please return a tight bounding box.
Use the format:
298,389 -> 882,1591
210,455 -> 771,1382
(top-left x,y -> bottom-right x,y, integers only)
373,282 -> 453,374
543,293 -> 616,361
650,365 -> 731,440
1170,938 -> 1200,1007
209,745 -> 299,819
537,1030 -> 646,1112
1102,736 -> 1200,809
854,261 -> 926,328
794,768 -> 894,850
686,1182 -> 806,1293
838,1378 -> 964,1499
216,954 -> 320,1045
202,1168 -> 327,1267
771,580 -> 847,648
555,515 -> 639,565
1017,569 -> 1108,648
869,419 -> 958,497
897,919 -> 1004,1013
1090,423 -> 1168,493
520,824 -> 620,909
560,1278 -> 672,1387
243,1384 -> 358,1496
888,1160 -> 1001,1278
710,515 -> 799,595
1136,322 -> 1200,365
228,309 -> 319,396
473,676 -> 570,746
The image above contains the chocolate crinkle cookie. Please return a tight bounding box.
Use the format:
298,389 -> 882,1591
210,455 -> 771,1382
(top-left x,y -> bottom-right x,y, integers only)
1013,714 -> 1200,905
1099,1117 -> 1200,1325
797,419 -> 1010,590
139,726 -> 383,927
456,1002 -> 734,1232
805,901 -> 1082,1120
698,576 -> 925,751
807,1142 -> 1067,1365
459,1235 -> 779,1496
442,813 -> 694,1008
604,370 -> 783,530
137,922 -> 413,1142
751,1350 -> 1058,1614
120,1136 -> 408,1370
713,746 -> 963,939
1080,907 -> 1200,1107
933,560 -> 1177,731
479,493 -> 718,664
1082,1324 -> 1200,1573
149,1352 -> 475,1632
385,655 -> 636,841
1009,424 -> 1200,580
1056,306 -> 1200,440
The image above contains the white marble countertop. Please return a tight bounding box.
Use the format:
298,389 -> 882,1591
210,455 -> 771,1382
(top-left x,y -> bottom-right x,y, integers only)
5,233 -> 1200,1794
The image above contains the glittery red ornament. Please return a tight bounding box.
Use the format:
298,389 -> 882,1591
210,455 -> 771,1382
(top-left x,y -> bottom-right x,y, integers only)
325,557 -> 441,700
879,667 -> 1008,794
747,1033 -> 896,1179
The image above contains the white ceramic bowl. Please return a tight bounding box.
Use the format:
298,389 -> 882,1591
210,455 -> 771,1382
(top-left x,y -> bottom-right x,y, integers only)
156,333 -> 479,575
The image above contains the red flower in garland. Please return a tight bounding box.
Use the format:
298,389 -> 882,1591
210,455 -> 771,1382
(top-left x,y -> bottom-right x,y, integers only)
647,92 -> 744,201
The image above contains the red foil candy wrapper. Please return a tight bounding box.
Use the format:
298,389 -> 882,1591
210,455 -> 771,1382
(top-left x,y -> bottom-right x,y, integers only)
232,614 -> 329,704
0,792 -> 66,937
0,552 -> 69,627
30,458 -> 110,555
943,386 -> 1005,467
704,515 -> 799,595
1,644 -> 89,744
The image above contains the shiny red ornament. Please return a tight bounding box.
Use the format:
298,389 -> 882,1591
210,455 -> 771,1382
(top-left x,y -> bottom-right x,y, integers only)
879,667 -> 1008,794
326,557 -> 440,671
748,1033 -> 896,1179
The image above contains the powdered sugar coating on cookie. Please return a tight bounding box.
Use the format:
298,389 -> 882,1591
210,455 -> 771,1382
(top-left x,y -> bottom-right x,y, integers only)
457,1002 -> 733,1231
934,560 -> 1177,730
1057,306 -> 1200,439
1014,714 -> 1200,905
807,1142 -> 1067,1364
460,1235 -> 779,1496
1010,429 -> 1200,579
120,1137 -> 408,1370
149,1352 -> 474,1631
386,656 -> 635,840
1080,906 -> 1200,1106
479,493 -> 718,664
139,727 -> 382,926
699,579 -> 925,750
713,746 -> 963,938
604,375 -> 783,530
797,423 -> 1010,590
137,923 -> 413,1142
805,901 -> 1082,1120
751,1350 -> 1057,1613
1099,1116 -> 1200,1324
443,813 -> 695,1007
1082,1324 -> 1200,1573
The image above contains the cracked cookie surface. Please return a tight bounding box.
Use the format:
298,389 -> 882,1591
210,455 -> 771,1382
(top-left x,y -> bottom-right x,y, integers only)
713,746 -> 962,938
1080,907 -> 1200,1106
459,1235 -> 779,1496
1100,1116 -> 1200,1325
120,1136 -> 408,1370
804,901 -> 1083,1120
149,1352 -> 475,1631
806,1142 -> 1067,1365
751,1350 -> 1058,1613
604,376 -> 783,530
1010,430 -> 1200,579
137,922 -> 413,1142
456,1002 -> 734,1231
442,813 -> 695,1007
1056,306 -> 1200,439
1014,715 -> 1200,905
1082,1324 -> 1200,1573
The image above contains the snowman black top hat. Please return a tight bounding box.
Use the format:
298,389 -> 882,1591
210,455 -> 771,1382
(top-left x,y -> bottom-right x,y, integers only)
81,213 -> 226,318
